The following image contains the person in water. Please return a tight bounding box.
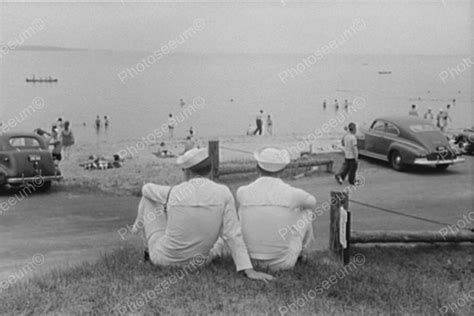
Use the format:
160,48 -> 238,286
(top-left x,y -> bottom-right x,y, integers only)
409,104 -> 418,117
95,115 -> 101,131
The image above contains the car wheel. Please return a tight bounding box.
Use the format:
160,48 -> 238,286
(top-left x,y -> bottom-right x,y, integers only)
436,164 -> 450,170
37,181 -> 52,192
390,151 -> 405,171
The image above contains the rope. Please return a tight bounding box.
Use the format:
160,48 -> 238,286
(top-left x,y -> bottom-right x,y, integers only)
349,199 -> 474,232
219,146 -> 254,155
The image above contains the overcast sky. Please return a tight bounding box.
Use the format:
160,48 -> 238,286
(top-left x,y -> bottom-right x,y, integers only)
0,0 -> 471,55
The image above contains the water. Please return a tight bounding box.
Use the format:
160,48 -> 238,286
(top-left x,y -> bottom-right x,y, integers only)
1,51 -> 472,144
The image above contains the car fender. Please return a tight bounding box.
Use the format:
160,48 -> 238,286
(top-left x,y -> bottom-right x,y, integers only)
388,142 -> 427,164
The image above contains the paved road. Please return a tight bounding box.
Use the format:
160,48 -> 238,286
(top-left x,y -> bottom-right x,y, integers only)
1,156 -> 473,281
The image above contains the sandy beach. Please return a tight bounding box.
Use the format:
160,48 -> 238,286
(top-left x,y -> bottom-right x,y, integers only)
54,133 -> 344,196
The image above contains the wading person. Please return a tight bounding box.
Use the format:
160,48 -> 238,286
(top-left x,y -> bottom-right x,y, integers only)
253,110 -> 264,135
131,148 -> 274,282
335,122 -> 359,185
409,104 -> 418,117
168,113 -> 176,139
235,147 -> 316,270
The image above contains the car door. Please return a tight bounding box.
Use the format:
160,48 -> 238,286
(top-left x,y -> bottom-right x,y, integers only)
365,120 -> 386,155
376,122 -> 400,155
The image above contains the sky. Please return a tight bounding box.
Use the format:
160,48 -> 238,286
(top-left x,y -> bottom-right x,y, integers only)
0,0 -> 472,55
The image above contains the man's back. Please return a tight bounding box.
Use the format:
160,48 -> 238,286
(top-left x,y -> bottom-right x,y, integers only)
143,178 -> 231,264
237,177 -> 315,260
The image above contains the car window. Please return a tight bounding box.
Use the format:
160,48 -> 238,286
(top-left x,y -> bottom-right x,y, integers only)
9,137 -> 41,148
410,124 -> 438,133
371,121 -> 385,132
385,123 -> 400,136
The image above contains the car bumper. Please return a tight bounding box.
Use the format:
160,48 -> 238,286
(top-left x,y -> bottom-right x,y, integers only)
413,157 -> 465,165
6,175 -> 63,184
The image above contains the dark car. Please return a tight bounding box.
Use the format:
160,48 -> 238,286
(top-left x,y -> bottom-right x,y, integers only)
0,132 -> 62,191
357,116 -> 464,171
454,129 -> 474,155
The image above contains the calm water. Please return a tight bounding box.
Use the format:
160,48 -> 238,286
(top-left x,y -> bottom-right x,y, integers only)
1,51 -> 472,144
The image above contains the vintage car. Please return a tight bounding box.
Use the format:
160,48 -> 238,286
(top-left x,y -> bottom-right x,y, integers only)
356,116 -> 464,171
0,132 -> 62,191
453,129 -> 474,155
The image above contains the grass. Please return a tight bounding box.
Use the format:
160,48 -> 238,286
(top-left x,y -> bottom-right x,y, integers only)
1,244 -> 473,315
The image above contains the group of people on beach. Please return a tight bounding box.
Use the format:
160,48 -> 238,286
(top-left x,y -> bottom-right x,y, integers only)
409,101 -> 454,132
34,117 -> 75,163
247,110 -> 273,136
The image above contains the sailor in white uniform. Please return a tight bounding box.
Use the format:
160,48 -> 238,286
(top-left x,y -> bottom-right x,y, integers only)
237,147 -> 317,270
132,147 -> 274,282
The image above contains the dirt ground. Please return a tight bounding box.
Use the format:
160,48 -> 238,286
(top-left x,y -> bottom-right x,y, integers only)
0,155 -> 472,281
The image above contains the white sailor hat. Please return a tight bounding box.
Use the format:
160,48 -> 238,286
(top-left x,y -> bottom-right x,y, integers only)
177,147 -> 209,169
254,146 -> 290,172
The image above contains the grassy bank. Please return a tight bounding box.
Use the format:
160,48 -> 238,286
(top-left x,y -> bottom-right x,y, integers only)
1,244 -> 472,315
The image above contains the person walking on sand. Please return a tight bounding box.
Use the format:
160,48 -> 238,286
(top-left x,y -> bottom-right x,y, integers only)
253,110 -> 264,136
61,121 -> 75,159
168,114 -> 176,139
131,148 -> 274,282
423,107 -> 434,124
335,122 -> 359,186
409,104 -> 418,117
265,115 -> 273,136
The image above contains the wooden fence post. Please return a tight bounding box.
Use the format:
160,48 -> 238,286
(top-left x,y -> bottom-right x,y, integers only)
329,191 -> 350,264
209,140 -> 219,180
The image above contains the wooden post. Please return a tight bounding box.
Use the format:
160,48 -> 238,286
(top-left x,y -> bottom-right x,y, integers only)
329,191 -> 349,264
208,140 -> 219,180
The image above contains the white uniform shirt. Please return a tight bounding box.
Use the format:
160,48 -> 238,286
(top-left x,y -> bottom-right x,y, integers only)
237,177 -> 316,260
142,178 -> 252,271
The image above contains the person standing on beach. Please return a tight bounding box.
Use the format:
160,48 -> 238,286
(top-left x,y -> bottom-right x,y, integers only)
265,115 -> 273,136
323,100 -> 327,110
409,104 -> 418,117
95,115 -> 101,132
253,110 -> 264,136
334,99 -> 339,111
335,122 -> 359,186
49,125 -> 62,164
131,148 -> 274,282
344,99 -> 349,111
61,121 -> 75,159
423,107 -> 434,124
104,115 -> 110,130
180,99 -> 186,107
168,114 -> 176,139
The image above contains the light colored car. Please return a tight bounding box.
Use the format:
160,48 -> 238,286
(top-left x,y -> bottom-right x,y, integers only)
357,116 -> 464,171
0,132 -> 62,191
